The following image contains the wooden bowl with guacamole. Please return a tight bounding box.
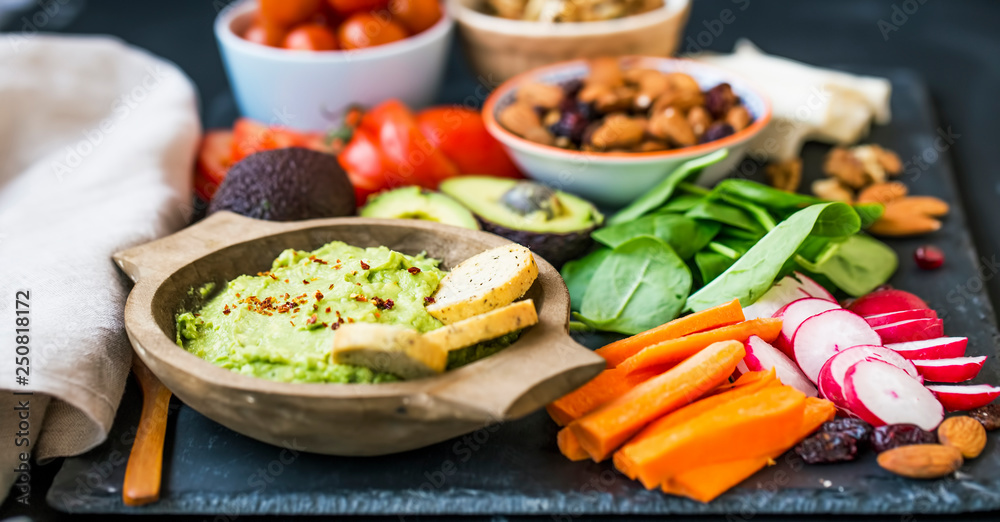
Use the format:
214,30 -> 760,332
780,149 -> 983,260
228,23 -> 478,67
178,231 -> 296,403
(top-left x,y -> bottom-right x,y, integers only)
113,211 -> 604,456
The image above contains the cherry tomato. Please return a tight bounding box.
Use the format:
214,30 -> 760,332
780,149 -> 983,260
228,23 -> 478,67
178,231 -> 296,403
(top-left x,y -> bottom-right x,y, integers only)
416,106 -> 522,179
259,0 -> 322,26
242,18 -> 287,47
283,23 -> 339,51
194,131 -> 235,201
231,119 -> 311,162
388,0 -> 441,34
359,100 -> 459,189
337,13 -> 409,49
326,0 -> 389,16
339,128 -> 395,204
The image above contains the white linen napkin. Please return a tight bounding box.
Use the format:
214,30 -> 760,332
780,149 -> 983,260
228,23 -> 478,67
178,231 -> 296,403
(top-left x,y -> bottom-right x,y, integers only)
0,35 -> 200,504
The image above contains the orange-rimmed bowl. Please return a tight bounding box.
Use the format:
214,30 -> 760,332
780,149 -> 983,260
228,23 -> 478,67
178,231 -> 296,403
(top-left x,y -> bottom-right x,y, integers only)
483,56 -> 772,207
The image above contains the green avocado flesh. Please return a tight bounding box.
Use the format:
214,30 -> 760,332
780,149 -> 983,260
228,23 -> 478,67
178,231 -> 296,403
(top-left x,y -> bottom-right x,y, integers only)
175,241 -> 516,384
360,186 -> 479,229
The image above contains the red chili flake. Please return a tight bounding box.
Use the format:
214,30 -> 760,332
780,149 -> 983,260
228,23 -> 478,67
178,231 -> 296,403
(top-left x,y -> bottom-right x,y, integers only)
424,296 -> 436,304
408,267 -> 421,274
269,273 -> 278,280
302,279 -> 310,285
293,307 -> 301,313
360,261 -> 370,270
315,291 -> 324,301
329,284 -> 335,290
290,320 -> 295,326
306,314 -> 318,325
325,307 -> 331,313
284,279 -> 290,283
235,293 -> 241,298
331,322 -> 340,330
222,305 -> 231,315
374,312 -> 381,318
347,317 -> 355,323
371,296 -> 395,311
351,270 -> 358,276
333,265 -> 342,270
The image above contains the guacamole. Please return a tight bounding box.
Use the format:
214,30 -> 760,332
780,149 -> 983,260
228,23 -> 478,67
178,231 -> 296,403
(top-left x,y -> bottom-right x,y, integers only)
177,241 -> 456,384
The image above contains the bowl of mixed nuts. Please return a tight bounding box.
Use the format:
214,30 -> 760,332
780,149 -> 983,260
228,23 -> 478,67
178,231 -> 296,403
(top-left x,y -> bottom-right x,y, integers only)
482,56 -> 772,206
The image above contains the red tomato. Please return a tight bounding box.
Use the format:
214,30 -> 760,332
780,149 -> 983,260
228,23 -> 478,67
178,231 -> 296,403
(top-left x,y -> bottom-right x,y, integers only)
326,0 -> 389,16
231,118 -> 310,162
416,106 -> 522,179
359,100 -> 459,189
388,0 -> 441,34
194,130 -> 235,201
283,23 -> 339,51
339,128 -> 394,204
260,0 -> 322,26
243,18 -> 288,47
337,13 -> 409,49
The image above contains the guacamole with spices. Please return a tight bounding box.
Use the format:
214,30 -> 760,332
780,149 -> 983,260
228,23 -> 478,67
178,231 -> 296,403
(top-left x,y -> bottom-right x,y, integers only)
176,241 -> 516,384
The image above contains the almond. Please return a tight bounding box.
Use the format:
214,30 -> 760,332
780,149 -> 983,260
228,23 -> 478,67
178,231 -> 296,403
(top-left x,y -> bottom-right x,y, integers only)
877,444 -> 963,479
858,181 -> 908,204
938,416 -> 987,459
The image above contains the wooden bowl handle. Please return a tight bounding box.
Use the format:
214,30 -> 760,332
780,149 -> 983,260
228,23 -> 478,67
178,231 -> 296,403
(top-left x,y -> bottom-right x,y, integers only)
122,357 -> 173,507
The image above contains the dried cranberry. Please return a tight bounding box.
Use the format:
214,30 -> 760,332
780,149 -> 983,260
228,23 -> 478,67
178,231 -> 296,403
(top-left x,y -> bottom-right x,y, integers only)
821,418 -> 873,442
870,424 -> 937,453
560,78 -> 584,98
969,403 -> 1000,431
914,245 -> 945,270
549,111 -> 589,143
704,83 -> 737,118
795,432 -> 861,463
700,122 -> 734,143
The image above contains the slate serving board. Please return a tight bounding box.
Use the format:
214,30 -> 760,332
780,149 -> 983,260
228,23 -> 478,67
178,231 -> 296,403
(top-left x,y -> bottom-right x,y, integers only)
46,68 -> 1000,516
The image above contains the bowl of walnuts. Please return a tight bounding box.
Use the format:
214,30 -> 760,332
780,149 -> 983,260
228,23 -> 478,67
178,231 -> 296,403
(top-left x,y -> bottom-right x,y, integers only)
482,56 -> 772,207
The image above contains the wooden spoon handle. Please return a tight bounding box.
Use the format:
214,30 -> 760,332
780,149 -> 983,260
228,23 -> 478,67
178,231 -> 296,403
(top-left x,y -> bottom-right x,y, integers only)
122,361 -> 173,507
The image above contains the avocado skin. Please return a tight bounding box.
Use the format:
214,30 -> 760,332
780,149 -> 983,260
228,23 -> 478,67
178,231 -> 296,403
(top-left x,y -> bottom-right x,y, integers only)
477,218 -> 596,269
209,147 -> 355,221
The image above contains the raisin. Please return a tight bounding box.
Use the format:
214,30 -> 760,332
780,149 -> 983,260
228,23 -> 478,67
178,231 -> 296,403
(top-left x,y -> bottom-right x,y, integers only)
795,432 -> 861,463
549,110 -> 589,143
821,418 -> 873,442
870,424 -> 938,453
704,83 -> 738,119
559,78 -> 584,99
700,122 -> 734,144
969,403 -> 1000,431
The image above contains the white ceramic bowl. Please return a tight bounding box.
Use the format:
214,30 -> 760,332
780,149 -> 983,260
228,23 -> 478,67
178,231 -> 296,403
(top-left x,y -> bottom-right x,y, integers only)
482,57 -> 772,207
215,0 -> 454,131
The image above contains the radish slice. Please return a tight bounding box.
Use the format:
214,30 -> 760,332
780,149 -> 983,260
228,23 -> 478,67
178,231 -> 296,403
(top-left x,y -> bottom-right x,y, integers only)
772,298 -> 841,357
925,384 -> 1000,412
792,309 -> 882,383
817,345 -> 920,407
739,335 -> 817,397
884,337 -> 968,360
792,271 -> 836,302
847,289 -> 931,316
863,308 -> 938,327
742,276 -> 812,320
912,356 -> 987,383
873,318 -> 944,344
844,359 -> 944,430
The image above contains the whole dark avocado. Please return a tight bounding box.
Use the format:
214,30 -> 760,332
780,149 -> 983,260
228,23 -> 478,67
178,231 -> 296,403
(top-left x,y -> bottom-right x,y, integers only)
440,177 -> 603,268
209,147 -> 355,221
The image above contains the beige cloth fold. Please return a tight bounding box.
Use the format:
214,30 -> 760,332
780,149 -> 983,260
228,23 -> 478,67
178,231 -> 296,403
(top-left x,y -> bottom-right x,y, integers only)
0,35 -> 200,503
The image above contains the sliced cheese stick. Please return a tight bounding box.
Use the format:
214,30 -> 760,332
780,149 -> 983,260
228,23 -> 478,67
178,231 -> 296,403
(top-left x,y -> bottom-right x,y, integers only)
331,323 -> 447,380
426,244 -> 538,324
425,299 -> 539,352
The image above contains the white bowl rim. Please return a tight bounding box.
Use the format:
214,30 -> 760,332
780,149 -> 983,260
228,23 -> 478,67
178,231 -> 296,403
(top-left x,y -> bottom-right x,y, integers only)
483,56 -> 773,164
449,0 -> 689,37
215,0 -> 455,63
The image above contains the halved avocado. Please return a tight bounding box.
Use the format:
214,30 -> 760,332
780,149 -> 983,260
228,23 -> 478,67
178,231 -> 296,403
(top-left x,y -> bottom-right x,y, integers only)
440,177 -> 603,267
360,186 -> 479,230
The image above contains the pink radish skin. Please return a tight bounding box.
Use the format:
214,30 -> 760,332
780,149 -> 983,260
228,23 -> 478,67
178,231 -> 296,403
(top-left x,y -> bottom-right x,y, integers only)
844,359 -> 944,430
772,298 -> 841,357
793,309 -> 882,384
912,356 -> 987,383
739,335 -> 817,397
847,289 -> 931,316
926,384 -> 1000,412
863,308 -> 938,327
817,345 -> 920,407
742,276 -> 812,320
792,271 -> 836,302
885,337 -> 968,360
873,318 -> 945,344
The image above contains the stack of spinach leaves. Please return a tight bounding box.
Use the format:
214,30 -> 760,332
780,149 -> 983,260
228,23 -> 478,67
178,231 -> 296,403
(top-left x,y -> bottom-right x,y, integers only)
562,150 -> 898,335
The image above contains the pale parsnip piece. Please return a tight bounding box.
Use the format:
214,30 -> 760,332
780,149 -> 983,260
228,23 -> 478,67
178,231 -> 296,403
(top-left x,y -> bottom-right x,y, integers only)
425,299 -> 538,352
426,244 -> 538,324
331,323 -> 447,379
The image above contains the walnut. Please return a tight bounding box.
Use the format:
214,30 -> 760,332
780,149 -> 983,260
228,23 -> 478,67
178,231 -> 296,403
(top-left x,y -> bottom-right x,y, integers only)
725,106 -> 751,132
824,144 -> 905,188
498,101 -> 554,145
517,82 -> 564,109
811,178 -> 854,202
823,147 -> 868,189
873,145 -> 903,176
648,107 -> 696,147
588,114 -> 646,150
686,106 -> 712,138
765,159 -> 802,193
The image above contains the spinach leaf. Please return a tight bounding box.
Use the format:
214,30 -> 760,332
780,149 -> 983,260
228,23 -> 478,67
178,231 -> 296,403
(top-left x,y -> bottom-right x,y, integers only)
715,193 -> 777,231
694,251 -> 736,284
656,194 -> 704,213
685,202 -> 860,312
609,149 -> 728,226
575,236 -> 692,335
685,199 -> 764,234
795,234 -> 897,296
715,178 -> 885,229
592,214 -> 720,259
853,202 -> 885,229
560,247 -> 611,311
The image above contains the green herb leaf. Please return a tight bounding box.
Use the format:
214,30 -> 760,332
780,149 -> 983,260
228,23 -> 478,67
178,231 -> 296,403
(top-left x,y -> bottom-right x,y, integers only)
591,214 -> 720,259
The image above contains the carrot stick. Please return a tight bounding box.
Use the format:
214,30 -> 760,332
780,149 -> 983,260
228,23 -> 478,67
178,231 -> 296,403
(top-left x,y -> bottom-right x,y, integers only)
618,318 -> 783,375
709,369 -> 778,396
661,397 -> 836,502
613,386 -> 806,489
596,299 -> 744,367
569,340 -> 745,462
557,427 -> 590,461
546,366 -> 663,427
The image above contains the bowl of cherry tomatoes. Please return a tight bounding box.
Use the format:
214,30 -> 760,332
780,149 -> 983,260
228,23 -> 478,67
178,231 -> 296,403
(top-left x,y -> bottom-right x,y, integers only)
215,0 -> 453,130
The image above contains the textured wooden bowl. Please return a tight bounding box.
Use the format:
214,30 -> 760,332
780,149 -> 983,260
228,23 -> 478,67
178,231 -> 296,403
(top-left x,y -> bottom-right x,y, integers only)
113,212 -> 604,456
450,0 -> 690,83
